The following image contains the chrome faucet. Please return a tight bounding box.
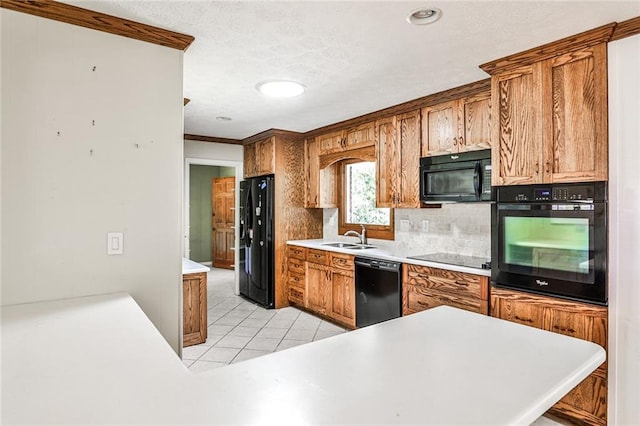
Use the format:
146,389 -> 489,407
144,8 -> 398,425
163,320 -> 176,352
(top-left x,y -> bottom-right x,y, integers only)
344,224 -> 367,245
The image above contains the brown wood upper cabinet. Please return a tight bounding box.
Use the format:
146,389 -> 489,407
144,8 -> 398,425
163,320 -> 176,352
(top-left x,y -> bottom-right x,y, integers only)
491,44 -> 608,186
421,92 -> 491,157
316,122 -> 375,155
375,110 -> 422,208
243,136 -> 275,178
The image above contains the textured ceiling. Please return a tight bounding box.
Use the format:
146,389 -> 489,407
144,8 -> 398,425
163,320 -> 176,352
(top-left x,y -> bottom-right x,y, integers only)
61,1 -> 640,140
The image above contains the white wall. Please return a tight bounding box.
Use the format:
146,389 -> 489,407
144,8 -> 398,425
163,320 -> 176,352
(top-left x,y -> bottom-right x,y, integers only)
184,140 -> 243,162
608,34 -> 640,425
1,10 -> 184,351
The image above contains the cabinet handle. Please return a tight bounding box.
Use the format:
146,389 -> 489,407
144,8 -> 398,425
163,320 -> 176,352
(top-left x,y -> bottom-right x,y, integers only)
545,161 -> 550,174
453,137 -> 458,146
314,195 -> 318,205
535,162 -> 540,175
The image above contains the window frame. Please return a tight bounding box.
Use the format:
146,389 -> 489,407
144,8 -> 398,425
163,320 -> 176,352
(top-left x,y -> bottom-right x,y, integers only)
338,159 -> 395,241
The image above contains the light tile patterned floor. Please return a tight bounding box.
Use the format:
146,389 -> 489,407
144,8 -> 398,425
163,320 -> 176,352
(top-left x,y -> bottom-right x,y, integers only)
182,267 -> 347,373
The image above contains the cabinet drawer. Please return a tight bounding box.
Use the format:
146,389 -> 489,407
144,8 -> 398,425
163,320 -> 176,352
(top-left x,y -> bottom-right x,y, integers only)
330,253 -> 354,270
404,285 -> 485,315
307,249 -> 329,265
288,257 -> 305,275
288,285 -> 305,306
288,245 -> 307,260
288,272 -> 305,288
404,264 -> 487,301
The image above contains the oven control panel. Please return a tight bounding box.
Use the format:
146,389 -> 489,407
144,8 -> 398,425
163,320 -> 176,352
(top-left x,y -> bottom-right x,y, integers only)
496,182 -> 606,203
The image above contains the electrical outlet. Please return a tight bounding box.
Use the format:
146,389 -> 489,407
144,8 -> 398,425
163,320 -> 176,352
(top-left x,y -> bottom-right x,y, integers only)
422,220 -> 430,233
400,219 -> 410,232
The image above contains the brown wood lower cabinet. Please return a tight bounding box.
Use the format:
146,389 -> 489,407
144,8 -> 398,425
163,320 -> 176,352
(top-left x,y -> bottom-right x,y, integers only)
182,272 -> 207,347
402,264 -> 489,316
490,287 -> 608,425
286,246 -> 356,329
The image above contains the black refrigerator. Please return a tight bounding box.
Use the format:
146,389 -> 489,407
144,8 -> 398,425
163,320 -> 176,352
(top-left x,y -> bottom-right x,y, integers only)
239,175 -> 275,308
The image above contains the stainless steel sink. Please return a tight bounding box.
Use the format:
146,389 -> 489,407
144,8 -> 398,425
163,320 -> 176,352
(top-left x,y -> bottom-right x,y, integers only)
346,245 -> 377,250
321,242 -> 358,248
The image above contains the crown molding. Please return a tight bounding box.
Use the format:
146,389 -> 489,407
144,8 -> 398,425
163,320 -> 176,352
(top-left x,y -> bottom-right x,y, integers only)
184,134 -> 243,146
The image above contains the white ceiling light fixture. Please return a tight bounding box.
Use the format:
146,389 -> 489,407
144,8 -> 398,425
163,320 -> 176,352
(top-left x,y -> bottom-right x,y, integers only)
406,7 -> 442,25
256,80 -> 306,98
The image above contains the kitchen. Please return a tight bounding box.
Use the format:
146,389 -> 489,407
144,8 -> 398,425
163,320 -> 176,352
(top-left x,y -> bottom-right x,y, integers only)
2,1 -> 639,425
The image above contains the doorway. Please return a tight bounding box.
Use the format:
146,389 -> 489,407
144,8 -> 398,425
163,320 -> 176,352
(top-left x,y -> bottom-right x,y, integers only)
212,176 -> 235,269
184,158 -> 242,294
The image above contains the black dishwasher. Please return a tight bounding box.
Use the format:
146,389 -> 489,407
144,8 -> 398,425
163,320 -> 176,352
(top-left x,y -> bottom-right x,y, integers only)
355,257 -> 402,328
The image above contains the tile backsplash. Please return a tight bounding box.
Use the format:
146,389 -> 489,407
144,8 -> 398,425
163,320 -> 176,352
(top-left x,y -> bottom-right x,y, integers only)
323,203 -> 491,259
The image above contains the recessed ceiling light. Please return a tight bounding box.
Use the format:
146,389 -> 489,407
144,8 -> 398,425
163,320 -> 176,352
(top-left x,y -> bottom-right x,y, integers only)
406,7 -> 442,25
255,80 -> 305,98
216,116 -> 232,121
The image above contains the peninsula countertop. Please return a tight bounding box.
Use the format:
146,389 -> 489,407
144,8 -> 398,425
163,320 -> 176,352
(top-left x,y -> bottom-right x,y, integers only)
2,293 -> 604,425
287,239 -> 492,276
182,257 -> 210,274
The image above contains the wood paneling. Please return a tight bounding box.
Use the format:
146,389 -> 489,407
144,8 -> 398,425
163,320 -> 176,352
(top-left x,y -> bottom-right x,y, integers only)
182,272 -> 207,347
273,135 -> 323,308
479,23 -> 615,75
402,264 -> 489,316
374,116 -> 396,208
490,287 -> 608,425
610,16 -> 640,41
461,92 -> 492,151
1,0 -> 194,51
184,134 -> 243,145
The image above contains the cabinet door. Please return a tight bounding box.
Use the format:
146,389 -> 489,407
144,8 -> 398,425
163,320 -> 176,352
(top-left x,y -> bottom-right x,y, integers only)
544,44 -> 608,183
330,270 -> 355,328
461,93 -> 492,152
492,63 -> 544,185
395,110 -> 421,208
306,262 -> 331,315
375,116 -> 397,208
243,142 -> 258,178
421,101 -> 459,156
317,130 -> 345,155
344,122 -> 375,151
256,137 -> 275,176
183,272 -> 207,347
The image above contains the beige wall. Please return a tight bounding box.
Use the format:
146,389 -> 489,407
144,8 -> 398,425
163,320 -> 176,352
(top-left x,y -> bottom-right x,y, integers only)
184,140 -> 243,162
1,10 -> 184,351
608,33 -> 640,424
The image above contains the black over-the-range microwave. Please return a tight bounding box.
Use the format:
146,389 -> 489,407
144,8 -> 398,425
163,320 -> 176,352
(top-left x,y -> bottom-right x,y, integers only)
419,149 -> 492,203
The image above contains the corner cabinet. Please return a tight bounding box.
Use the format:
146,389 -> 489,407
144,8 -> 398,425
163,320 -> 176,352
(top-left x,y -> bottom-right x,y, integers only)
243,136 -> 275,178
375,110 -> 422,208
286,246 -> 356,329
420,92 -> 491,157
490,287 -> 608,425
490,44 -> 608,185
402,264 -> 489,315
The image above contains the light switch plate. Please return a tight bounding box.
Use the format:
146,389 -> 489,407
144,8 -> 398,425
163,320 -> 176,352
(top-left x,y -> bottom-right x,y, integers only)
107,232 -> 124,255
400,219 -> 410,232
422,220 -> 430,233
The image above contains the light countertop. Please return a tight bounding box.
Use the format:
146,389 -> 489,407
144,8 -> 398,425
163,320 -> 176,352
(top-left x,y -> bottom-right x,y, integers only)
182,257 -> 210,274
288,239 -> 492,277
2,293 -> 604,425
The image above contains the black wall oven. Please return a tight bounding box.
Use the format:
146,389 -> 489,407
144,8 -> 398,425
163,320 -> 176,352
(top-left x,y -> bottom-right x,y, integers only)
491,182 -> 607,305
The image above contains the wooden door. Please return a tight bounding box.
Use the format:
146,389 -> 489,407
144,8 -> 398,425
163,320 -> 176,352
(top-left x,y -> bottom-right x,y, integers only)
421,100 -> 459,156
461,93 -> 492,152
395,110 -> 421,208
374,116 -> 397,208
212,176 -> 235,269
543,44 -> 608,183
492,63 -> 544,185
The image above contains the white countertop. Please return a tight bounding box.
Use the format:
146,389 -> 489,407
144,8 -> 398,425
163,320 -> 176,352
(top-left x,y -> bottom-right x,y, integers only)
182,257 -> 210,274
288,239 -> 492,276
2,293 -> 604,425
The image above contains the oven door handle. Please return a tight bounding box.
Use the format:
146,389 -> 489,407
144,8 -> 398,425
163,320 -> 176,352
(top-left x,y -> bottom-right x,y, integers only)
473,161 -> 481,200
